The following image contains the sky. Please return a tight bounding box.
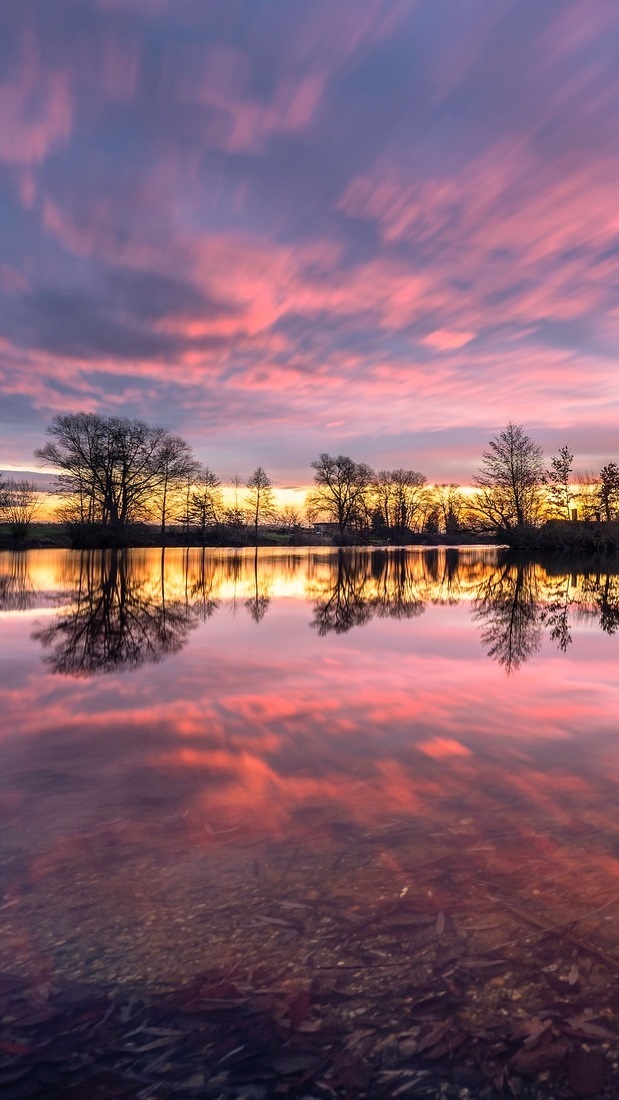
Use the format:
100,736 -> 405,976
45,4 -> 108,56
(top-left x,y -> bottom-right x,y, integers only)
1,0 -> 619,487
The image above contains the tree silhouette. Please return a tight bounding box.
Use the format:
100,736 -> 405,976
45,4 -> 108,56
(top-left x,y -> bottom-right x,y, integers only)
246,467 -> 274,544
546,445 -> 574,520
308,454 -> 374,537
153,435 -> 199,537
189,467 -> 223,540
372,469 -> 428,539
36,413 -> 198,534
431,483 -> 465,536
473,423 -> 545,534
598,462 -> 619,521
0,478 -> 43,539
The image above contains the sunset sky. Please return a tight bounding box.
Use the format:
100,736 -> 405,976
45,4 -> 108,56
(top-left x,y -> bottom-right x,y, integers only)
2,0 -> 619,486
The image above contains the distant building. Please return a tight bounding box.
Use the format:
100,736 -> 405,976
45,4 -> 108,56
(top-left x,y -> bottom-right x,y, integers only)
313,522 -> 340,535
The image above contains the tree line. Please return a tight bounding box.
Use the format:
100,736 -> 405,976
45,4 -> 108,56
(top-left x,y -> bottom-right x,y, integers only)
1,414 -> 278,543
2,413 -> 619,543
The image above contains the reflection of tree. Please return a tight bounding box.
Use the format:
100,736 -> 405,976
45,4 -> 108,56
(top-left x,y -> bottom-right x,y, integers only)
425,547 -> 461,605
473,561 -> 543,674
580,572 -> 619,635
310,550 -> 424,635
311,552 -> 374,634
372,550 -> 425,621
476,557 -> 619,671
533,559 -> 619,642
539,576 -> 572,652
188,548 -> 220,622
244,549 -> 271,624
33,550 -> 197,675
0,554 -> 38,611
21,546 -> 619,679
597,576 -> 619,634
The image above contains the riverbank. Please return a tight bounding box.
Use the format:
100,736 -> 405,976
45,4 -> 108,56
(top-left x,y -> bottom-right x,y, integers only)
5,520 -> 618,554
0,523 -> 496,552
504,520 -> 619,553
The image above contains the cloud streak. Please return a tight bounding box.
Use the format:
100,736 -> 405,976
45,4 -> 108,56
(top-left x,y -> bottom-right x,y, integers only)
1,0 -> 619,478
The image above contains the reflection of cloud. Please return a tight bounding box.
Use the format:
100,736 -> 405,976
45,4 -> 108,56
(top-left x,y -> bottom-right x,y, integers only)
4,545 -> 619,956
4,544 -> 619,998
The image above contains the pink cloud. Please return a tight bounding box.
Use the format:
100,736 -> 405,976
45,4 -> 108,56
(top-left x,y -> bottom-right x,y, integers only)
421,329 -> 476,351
167,44 -> 327,154
0,32 -> 72,166
337,137 -> 619,335
4,0 -> 619,478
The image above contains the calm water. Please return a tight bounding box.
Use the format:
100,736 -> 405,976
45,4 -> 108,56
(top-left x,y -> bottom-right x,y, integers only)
1,546 -> 619,1005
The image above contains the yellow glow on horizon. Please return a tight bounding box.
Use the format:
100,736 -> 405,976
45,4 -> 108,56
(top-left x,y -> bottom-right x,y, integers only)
25,485 -> 312,522
23,483 -> 483,522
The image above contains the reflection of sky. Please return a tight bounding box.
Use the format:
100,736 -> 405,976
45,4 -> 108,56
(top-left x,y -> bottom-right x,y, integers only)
2,548 -> 619,833
3,3 -> 619,479
3,548 -> 619,986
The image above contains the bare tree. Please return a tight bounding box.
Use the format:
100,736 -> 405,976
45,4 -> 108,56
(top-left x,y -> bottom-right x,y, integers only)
546,445 -> 574,520
308,454 -> 374,537
373,469 -> 427,537
0,478 -> 42,539
36,413 -> 197,535
278,504 -> 301,532
189,467 -> 222,540
598,462 -> 619,521
304,496 -> 321,528
153,435 -> 199,537
225,473 -> 246,530
574,471 -> 600,521
246,466 -> 275,543
472,423 -> 545,534
431,483 -> 465,535
37,413 -> 105,526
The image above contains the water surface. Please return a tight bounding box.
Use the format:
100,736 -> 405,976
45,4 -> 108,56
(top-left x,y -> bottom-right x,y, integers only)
1,547 -> 619,1090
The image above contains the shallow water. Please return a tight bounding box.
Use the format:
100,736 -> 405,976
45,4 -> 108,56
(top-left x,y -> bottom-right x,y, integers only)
1,547 -> 619,1093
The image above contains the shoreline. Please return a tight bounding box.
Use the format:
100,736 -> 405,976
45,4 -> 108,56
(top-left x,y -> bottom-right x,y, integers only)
3,518 -> 619,554
0,525 -> 497,552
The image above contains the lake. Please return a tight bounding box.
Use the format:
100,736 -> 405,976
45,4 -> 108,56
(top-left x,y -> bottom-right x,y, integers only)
1,546 -> 619,1097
